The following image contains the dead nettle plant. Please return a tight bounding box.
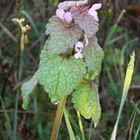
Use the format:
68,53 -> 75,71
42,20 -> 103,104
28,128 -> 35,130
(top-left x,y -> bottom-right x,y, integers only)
21,0 -> 104,139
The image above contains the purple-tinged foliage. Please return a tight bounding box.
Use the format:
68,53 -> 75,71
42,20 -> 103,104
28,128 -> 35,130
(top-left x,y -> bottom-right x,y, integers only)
70,5 -> 98,37
21,0 -> 103,127
45,17 -> 82,54
58,0 -> 88,10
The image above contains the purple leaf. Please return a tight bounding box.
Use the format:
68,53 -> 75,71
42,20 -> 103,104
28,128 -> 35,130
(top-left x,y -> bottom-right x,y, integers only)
45,17 -> 82,54
58,0 -> 88,10
70,6 -> 99,37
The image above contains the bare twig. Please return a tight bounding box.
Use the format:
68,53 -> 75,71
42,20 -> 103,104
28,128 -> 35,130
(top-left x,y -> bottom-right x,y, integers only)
0,22 -> 17,42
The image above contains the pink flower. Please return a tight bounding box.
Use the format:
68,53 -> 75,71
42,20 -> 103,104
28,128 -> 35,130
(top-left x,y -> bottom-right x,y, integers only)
88,3 -> 101,21
56,8 -> 65,20
64,12 -> 73,23
56,9 -> 73,23
74,41 -> 84,59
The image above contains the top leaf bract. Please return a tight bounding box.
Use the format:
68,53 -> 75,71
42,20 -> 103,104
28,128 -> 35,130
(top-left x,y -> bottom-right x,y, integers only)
45,17 -> 82,55
70,6 -> 99,37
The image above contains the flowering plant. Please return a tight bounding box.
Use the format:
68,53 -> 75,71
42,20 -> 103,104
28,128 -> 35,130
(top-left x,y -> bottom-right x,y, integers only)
21,0 -> 104,127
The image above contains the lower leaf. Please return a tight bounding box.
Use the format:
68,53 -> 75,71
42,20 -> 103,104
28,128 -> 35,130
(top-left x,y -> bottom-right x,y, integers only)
72,81 -> 101,127
38,50 -> 86,100
21,70 -> 39,109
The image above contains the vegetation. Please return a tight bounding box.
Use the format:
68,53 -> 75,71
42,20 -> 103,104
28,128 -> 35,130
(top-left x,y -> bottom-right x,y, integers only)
0,0 -> 140,140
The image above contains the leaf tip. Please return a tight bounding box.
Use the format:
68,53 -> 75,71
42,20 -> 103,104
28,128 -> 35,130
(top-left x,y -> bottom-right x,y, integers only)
22,102 -> 28,110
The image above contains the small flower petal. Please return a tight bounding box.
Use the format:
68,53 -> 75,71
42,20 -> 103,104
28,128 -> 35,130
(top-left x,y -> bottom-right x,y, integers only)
75,41 -> 84,48
74,52 -> 83,59
90,3 -> 102,11
75,47 -> 82,53
79,54 -> 83,59
64,12 -> 73,23
75,41 -> 84,53
88,3 -> 101,21
56,8 -> 65,20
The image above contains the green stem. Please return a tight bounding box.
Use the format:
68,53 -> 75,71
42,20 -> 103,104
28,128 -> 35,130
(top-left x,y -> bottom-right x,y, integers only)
88,120 -> 93,140
12,18 -> 26,139
18,31 -> 24,81
12,18 -> 25,81
64,108 -> 76,140
50,96 -> 67,140
77,111 -> 85,140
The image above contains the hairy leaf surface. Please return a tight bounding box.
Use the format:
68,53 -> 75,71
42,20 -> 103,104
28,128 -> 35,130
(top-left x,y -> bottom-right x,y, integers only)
70,6 -> 98,37
72,81 -> 101,126
45,17 -> 82,54
38,50 -> 86,100
83,37 -> 104,79
21,71 -> 39,109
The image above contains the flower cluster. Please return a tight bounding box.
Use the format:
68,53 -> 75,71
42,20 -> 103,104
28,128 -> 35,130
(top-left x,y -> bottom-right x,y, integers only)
74,41 -> 84,59
55,1 -> 101,59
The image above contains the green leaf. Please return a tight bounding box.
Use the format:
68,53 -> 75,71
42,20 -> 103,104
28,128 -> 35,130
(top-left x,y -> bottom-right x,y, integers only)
21,71 -> 39,109
70,6 -> 98,37
72,81 -> 101,127
38,50 -> 86,100
45,17 -> 82,54
83,37 -> 104,79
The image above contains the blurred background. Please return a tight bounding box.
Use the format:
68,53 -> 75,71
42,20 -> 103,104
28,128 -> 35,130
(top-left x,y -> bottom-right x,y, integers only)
0,0 -> 140,139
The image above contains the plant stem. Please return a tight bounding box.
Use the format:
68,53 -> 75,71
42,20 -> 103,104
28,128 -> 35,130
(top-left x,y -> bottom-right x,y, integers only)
88,120 -> 93,140
12,18 -> 27,140
18,30 -> 24,81
77,111 -> 85,140
64,108 -> 76,140
50,96 -> 67,140
0,96 -> 13,140
12,18 -> 26,81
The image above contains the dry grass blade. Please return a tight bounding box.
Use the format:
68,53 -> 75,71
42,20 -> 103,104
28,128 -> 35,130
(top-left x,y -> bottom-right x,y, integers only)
110,52 -> 135,140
